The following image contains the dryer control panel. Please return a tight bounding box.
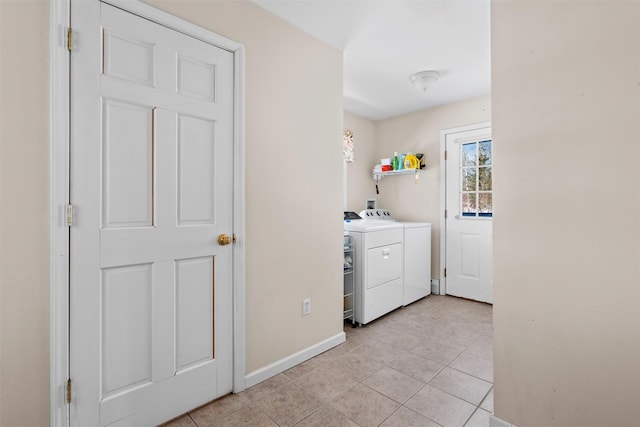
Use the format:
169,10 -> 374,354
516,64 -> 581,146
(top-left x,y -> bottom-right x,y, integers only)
359,209 -> 394,220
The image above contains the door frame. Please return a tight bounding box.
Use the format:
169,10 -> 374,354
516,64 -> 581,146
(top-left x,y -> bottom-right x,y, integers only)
49,1 -> 246,425
439,121 -> 491,297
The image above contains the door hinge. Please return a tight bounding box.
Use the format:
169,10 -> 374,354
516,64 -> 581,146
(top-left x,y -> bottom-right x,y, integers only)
66,204 -> 74,227
444,150 -> 447,161
444,209 -> 447,219
444,268 -> 447,278
67,28 -> 73,51
66,379 -> 72,404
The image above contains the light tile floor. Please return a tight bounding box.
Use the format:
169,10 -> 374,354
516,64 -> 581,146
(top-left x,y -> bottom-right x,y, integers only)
163,295 -> 493,427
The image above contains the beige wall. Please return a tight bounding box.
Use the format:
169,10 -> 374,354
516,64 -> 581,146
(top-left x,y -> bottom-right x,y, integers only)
0,1 -> 51,426
492,1 -> 640,425
146,0 -> 344,377
348,96 -> 491,280
0,1 -> 343,425
343,112 -> 377,213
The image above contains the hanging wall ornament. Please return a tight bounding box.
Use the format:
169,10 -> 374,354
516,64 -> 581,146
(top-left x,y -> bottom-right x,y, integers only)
343,129 -> 354,163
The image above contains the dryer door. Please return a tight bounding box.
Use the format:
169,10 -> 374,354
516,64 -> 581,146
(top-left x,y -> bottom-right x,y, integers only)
367,243 -> 402,289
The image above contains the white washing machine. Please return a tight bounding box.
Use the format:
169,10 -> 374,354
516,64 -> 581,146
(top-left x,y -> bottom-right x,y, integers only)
359,209 -> 432,306
402,221 -> 432,305
344,213 -> 404,325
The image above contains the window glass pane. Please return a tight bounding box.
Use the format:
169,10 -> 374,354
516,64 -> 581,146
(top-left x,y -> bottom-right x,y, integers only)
462,193 -> 477,215
479,166 -> 492,191
479,193 -> 492,215
462,168 -> 476,191
479,140 -> 492,166
462,143 -> 476,166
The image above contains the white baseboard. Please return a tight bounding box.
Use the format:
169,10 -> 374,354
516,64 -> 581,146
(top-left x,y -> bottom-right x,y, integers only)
430,279 -> 440,295
244,331 -> 346,389
490,415 -> 519,427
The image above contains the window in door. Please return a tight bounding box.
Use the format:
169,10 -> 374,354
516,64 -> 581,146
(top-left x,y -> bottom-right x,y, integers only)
461,140 -> 492,217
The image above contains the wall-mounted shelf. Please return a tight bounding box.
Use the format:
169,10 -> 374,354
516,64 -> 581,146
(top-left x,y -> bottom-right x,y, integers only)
373,168 -> 421,180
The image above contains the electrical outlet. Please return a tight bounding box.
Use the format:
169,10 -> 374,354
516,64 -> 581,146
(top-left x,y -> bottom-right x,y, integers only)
302,298 -> 311,316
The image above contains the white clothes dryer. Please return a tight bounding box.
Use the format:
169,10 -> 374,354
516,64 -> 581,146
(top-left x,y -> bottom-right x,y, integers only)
344,214 -> 404,325
359,209 -> 432,306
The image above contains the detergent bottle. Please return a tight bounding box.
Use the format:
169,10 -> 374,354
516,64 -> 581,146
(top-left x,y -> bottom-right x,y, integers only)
404,152 -> 419,169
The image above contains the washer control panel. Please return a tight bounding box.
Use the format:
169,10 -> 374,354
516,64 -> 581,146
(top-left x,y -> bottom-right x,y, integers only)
359,209 -> 394,220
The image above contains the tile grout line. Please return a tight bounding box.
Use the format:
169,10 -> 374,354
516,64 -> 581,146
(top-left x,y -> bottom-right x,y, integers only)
187,412 -> 197,426
446,362 -> 493,384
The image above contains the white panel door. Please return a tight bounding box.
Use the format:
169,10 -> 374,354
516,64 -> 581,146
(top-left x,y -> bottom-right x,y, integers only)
70,2 -> 234,425
445,126 -> 493,303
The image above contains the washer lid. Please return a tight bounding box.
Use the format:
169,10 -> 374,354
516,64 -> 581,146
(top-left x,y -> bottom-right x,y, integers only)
344,220 -> 403,232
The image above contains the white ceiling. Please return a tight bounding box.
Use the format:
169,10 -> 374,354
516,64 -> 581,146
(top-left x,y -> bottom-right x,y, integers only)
251,0 -> 491,121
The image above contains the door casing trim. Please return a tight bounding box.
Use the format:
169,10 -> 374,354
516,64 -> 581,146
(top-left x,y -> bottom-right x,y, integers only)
50,1 -> 71,425
49,1 -> 246,425
439,121 -> 491,297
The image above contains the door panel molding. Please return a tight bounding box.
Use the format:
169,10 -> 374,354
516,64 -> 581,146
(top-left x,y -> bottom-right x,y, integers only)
50,1 -> 245,425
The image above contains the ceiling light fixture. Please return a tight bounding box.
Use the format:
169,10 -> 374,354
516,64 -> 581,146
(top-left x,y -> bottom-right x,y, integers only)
409,70 -> 440,92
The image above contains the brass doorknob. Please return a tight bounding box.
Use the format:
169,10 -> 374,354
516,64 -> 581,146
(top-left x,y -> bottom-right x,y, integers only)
218,234 -> 232,246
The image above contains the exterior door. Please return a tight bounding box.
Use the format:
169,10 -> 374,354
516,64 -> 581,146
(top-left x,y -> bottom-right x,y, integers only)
69,2 -> 234,425
445,125 -> 493,303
